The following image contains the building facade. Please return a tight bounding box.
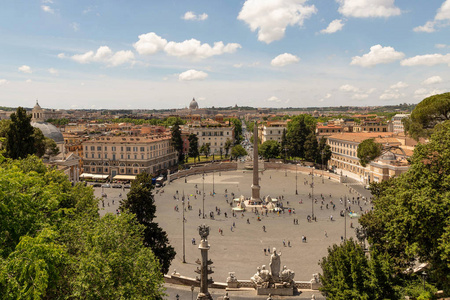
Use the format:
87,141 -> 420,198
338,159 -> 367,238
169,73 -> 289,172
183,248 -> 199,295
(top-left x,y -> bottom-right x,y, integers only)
392,114 -> 410,134
82,134 -> 177,178
261,121 -> 287,143
187,124 -> 234,155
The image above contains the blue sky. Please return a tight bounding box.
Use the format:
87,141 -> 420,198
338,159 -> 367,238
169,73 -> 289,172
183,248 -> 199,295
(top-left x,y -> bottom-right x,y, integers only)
0,0 -> 449,109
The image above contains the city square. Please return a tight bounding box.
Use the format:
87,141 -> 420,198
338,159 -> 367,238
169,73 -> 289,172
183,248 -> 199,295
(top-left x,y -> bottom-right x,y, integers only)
96,167 -> 372,284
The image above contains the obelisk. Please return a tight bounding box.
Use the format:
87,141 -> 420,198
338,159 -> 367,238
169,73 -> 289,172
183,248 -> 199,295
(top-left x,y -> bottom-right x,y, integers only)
251,121 -> 260,201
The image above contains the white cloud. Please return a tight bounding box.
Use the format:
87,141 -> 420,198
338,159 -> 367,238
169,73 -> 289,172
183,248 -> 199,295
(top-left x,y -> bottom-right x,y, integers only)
134,32 -> 168,55
182,11 -> 208,21
57,53 -> 66,59
71,22 -> 80,32
42,0 -> 53,3
390,81 -> 408,89
237,0 -> 317,44
414,0 -> 450,33
179,69 -> 208,81
435,44 -> 448,48
26,79 -> 32,83
367,88 -> 377,94
400,53 -> 450,66
422,75 -> 443,85
435,0 -> 450,20
164,39 -> 241,60
134,32 -> 241,60
339,84 -> 359,92
350,44 -> 405,67
325,93 -> 332,99
41,5 -> 54,14
271,53 -> 300,67
337,0 -> 401,18
320,19 -> 345,34
70,46 -> 135,66
414,88 -> 444,98
352,93 -> 368,100
48,68 -> 58,75
413,21 -> 436,33
379,93 -> 404,100
233,63 -> 243,68
0,79 -> 9,86
18,65 -> 32,73
267,96 -> 282,102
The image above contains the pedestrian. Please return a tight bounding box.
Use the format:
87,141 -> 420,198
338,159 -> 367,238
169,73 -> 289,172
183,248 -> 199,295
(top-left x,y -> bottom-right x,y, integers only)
264,248 -> 267,255
324,231 -> 327,237
288,240 -> 291,247
263,225 -> 266,232
283,240 -> 286,247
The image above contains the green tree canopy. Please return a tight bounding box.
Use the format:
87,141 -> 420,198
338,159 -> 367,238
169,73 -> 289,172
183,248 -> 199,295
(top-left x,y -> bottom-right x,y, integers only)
170,118 -> 184,163
120,172 -> 176,274
357,139 -> 382,167
360,120 -> 450,293
231,144 -> 247,158
319,239 -> 398,300
200,143 -> 210,157
318,137 -> 332,167
188,133 -> 199,163
4,107 -> 36,159
286,114 -> 316,159
224,139 -> 232,158
403,92 -> 450,140
226,118 -> 242,144
304,132 -> 319,163
259,140 -> 281,159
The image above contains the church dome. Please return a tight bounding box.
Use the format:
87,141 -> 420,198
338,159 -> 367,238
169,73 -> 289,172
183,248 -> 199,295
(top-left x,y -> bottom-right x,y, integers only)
31,121 -> 64,143
189,98 -> 199,110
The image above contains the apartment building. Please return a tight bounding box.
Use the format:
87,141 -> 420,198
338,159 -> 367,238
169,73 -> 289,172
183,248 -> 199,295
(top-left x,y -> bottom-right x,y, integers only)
392,114 -> 410,134
261,121 -> 287,143
82,134 -> 177,178
187,121 -> 234,155
353,119 -> 388,133
327,132 -> 410,183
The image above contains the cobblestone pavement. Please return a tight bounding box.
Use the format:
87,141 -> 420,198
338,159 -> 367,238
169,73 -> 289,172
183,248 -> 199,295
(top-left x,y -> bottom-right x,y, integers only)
95,169 -> 372,286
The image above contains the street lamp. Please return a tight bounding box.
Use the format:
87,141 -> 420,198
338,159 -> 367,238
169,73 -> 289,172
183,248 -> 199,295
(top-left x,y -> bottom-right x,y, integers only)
213,164 -> 215,195
321,150 -> 325,184
202,171 -> 205,219
182,191 -> 186,263
311,169 -> 314,218
191,285 -> 195,300
176,294 -> 179,300
295,162 -> 298,195
422,271 -> 427,290
284,147 -> 288,177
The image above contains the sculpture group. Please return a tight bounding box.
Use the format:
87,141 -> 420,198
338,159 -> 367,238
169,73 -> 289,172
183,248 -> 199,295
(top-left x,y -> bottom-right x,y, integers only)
251,248 -> 295,290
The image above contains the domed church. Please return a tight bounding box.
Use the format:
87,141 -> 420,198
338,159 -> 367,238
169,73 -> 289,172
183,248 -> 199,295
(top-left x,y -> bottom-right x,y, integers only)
189,98 -> 199,110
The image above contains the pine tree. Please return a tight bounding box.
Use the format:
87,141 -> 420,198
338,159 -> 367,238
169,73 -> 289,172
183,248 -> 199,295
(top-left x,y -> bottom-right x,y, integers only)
5,107 -> 36,159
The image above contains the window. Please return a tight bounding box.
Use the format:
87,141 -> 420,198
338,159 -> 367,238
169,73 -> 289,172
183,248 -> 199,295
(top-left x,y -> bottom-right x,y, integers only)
133,147 -> 138,152
141,154 -> 144,160
98,154 -> 101,158
126,147 -> 131,151
91,154 -> 94,158
91,146 -> 95,151
127,155 -> 130,159
121,154 -> 123,159
105,154 -> 108,159
85,146 -> 88,150
134,155 -> 137,159
85,153 -> 88,158
113,154 -> 116,160
112,146 -> 116,151
97,146 -> 101,151
104,146 -> 107,151
140,147 -> 145,152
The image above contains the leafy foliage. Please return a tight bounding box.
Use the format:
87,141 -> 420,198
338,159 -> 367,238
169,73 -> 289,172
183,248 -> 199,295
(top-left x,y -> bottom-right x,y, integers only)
403,92 -> 450,140
360,120 -> 450,293
259,140 -> 281,159
357,139 -> 382,167
285,114 -> 316,159
224,139 -> 232,158
200,143 -> 211,157
120,172 -> 176,274
226,118 -> 242,144
188,133 -> 199,163
4,107 -> 36,159
231,144 -> 247,158
170,117 -> 184,163
319,239 -> 398,300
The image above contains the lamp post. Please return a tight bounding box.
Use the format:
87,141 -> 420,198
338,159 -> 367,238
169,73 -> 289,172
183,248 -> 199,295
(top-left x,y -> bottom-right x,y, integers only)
212,164 -> 215,195
422,271 -> 427,290
321,150 -> 325,184
202,171 -> 205,219
182,191 -> 186,263
295,162 -> 298,195
191,285 -> 195,300
344,195 -> 347,241
311,169 -> 314,218
176,294 -> 179,300
284,147 -> 288,177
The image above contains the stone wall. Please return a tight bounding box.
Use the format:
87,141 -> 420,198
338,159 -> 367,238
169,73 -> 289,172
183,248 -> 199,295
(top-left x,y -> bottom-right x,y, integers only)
264,162 -> 341,182
169,163 -> 238,182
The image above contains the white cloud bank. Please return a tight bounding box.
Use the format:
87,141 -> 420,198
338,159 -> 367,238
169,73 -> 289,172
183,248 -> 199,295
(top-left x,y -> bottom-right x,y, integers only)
350,45 -> 405,67
320,19 -> 345,34
41,5 -> 54,14
422,75 -> 443,85
18,65 -> 32,73
401,53 -> 450,66
0,79 -> 9,86
65,46 -> 135,66
339,84 -> 359,92
390,81 -> 408,89
336,0 -> 401,18
267,96 -> 282,103
238,0 -> 317,44
182,11 -> 208,21
271,53 -> 300,67
179,69 -> 208,81
134,32 -> 241,60
48,68 -> 58,75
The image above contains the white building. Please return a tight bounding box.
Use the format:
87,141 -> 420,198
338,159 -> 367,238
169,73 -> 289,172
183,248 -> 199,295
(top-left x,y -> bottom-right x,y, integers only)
261,121 -> 287,143
392,114 -> 410,134
187,121 -> 234,155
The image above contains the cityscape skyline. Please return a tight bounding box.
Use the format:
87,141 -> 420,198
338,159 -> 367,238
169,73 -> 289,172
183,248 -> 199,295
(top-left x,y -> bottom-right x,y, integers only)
0,0 -> 449,109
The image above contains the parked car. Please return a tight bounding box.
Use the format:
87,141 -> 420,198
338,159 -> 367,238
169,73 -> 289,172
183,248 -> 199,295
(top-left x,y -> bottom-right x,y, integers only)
112,184 -> 122,188
124,184 -> 131,189
92,183 -> 101,187
101,183 -> 111,188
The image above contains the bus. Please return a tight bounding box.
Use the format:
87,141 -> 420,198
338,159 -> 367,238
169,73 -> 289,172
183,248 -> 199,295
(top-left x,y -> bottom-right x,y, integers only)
155,176 -> 165,187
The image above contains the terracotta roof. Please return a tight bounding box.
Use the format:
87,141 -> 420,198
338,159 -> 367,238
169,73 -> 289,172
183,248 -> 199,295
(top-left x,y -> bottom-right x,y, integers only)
84,134 -> 171,144
328,132 -> 400,144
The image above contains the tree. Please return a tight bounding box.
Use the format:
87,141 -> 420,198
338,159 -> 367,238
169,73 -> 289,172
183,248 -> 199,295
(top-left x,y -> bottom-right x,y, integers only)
188,133 -> 199,163
33,128 -> 60,159
318,137 -> 332,168
359,120 -> 450,293
259,140 -> 281,160
200,143 -> 210,158
403,92 -> 450,140
231,144 -> 247,159
224,139 -> 232,158
227,118 -> 242,144
170,118 -> 184,163
286,114 -> 316,159
120,172 -> 176,274
304,132 -> 319,163
357,139 -> 382,167
319,239 -> 398,300
4,107 -> 36,159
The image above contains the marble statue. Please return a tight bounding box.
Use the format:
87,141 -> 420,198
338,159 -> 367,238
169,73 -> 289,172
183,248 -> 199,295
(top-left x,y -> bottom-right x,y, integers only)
280,265 -> 295,287
260,265 -> 271,282
198,224 -> 210,241
251,267 -> 264,286
269,248 -> 282,280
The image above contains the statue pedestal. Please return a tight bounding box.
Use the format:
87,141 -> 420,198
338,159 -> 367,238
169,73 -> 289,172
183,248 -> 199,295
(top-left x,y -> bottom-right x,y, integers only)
256,286 -> 294,296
